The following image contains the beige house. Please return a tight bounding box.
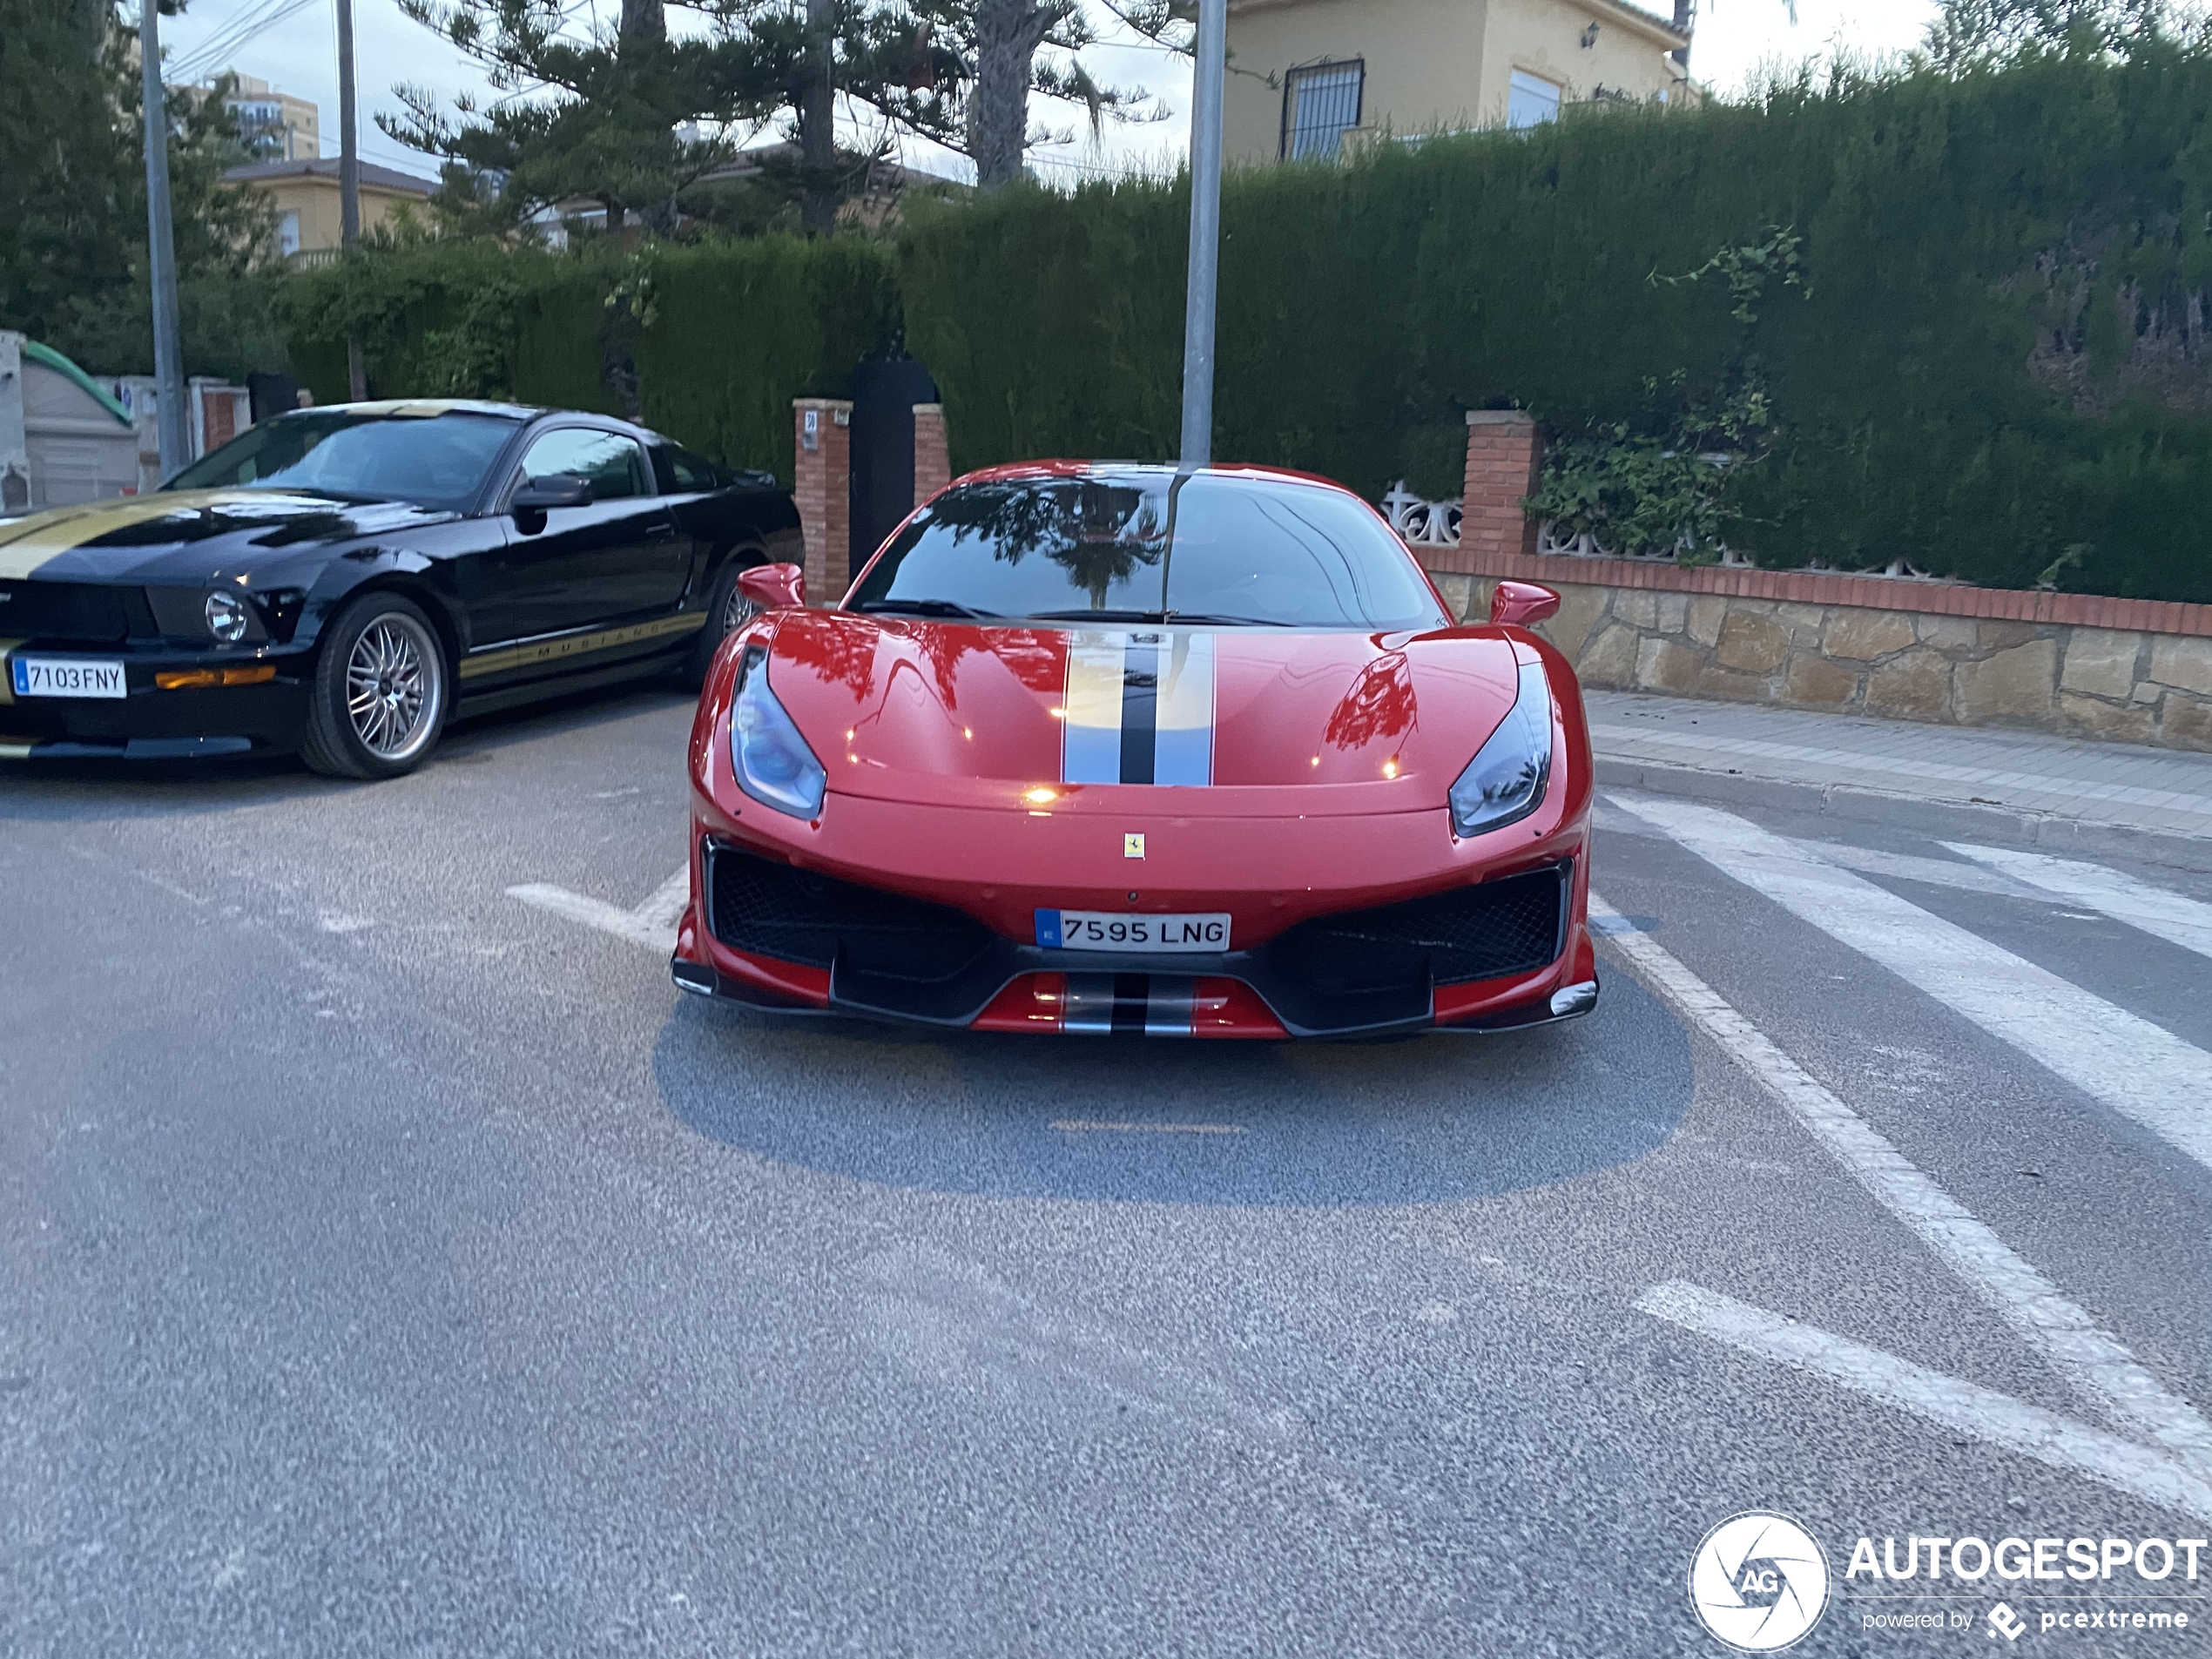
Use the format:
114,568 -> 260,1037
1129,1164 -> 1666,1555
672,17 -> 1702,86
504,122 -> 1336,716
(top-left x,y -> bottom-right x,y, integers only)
1223,0 -> 1692,165
221,158 -> 436,261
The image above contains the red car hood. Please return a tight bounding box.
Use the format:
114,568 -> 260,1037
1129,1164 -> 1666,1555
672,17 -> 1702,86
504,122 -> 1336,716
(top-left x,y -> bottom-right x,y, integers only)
762,610 -> 1526,817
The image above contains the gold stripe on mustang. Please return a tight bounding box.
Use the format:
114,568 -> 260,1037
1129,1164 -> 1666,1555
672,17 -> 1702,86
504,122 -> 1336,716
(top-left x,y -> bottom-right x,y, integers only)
0,491 -> 266,579
458,610 -> 708,680
0,638 -> 21,705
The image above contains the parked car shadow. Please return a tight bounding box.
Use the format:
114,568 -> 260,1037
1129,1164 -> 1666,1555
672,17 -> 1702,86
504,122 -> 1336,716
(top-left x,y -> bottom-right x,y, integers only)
651,971 -> 1691,1207
0,683 -> 698,822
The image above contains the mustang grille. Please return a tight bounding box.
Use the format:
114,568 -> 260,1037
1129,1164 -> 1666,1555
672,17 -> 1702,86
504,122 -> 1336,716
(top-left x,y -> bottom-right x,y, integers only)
707,843 -> 998,982
1267,862 -> 1568,993
0,580 -> 132,643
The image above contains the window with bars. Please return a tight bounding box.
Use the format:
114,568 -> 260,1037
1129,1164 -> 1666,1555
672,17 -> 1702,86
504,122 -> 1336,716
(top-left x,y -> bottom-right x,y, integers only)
1281,59 -> 1365,160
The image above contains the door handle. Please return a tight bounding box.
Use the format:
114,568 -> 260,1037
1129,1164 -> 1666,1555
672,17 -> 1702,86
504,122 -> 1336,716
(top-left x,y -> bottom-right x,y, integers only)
645,520 -> 678,543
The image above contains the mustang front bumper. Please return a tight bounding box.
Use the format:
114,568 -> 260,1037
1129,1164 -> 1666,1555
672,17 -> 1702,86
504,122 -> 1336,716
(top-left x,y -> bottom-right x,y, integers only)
0,643 -> 314,759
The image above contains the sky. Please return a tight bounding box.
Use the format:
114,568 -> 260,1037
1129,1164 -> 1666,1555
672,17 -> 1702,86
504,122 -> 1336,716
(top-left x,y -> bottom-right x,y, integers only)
155,0 -> 1946,189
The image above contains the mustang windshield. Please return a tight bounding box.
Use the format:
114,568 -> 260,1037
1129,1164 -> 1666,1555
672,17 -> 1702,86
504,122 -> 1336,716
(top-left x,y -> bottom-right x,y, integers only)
848,470 -> 1449,630
167,410 -> 523,511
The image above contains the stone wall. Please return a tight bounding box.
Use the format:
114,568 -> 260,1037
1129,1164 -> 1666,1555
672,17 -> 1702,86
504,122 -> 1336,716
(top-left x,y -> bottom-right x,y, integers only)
1428,559 -> 2212,753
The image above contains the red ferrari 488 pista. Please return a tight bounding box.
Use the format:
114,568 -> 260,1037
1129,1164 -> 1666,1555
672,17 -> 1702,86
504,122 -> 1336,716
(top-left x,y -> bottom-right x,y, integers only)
671,462 -> 1597,1038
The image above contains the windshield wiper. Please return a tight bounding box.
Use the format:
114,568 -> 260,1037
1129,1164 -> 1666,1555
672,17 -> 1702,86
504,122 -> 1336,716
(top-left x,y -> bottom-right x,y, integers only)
1026,608 -> 1167,623
1026,608 -> 1298,627
853,597 -> 993,619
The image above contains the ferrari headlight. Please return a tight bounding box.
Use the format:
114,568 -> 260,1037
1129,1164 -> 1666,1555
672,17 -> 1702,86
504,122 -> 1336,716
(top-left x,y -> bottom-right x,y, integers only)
729,643 -> 826,819
1448,661 -> 1553,838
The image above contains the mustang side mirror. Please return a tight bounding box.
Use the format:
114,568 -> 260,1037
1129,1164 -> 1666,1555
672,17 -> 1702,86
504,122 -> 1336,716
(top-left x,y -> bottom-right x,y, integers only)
738,562 -> 806,610
1489,579 -> 1560,628
511,473 -> 593,516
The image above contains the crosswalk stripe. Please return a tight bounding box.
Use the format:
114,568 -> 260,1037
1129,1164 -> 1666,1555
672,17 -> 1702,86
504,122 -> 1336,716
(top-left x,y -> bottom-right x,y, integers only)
1614,794 -> 2212,1178
1638,1280 -> 2212,1524
1944,843 -> 2212,964
1592,893 -> 2212,1475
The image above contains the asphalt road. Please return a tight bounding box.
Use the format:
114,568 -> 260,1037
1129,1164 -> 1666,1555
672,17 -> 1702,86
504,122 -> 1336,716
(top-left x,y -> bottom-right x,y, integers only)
4,684 -> 2209,1657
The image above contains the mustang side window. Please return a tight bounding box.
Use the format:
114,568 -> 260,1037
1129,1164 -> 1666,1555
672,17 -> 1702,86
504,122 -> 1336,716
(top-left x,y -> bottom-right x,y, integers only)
514,428 -> 651,502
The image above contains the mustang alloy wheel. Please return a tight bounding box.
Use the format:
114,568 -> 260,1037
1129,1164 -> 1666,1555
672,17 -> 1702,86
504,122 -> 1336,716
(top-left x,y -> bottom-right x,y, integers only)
301,593 -> 451,779
347,615 -> 438,759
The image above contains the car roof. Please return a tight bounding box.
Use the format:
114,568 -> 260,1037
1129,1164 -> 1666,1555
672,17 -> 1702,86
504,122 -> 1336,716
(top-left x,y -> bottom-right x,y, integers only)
297,398 -> 544,420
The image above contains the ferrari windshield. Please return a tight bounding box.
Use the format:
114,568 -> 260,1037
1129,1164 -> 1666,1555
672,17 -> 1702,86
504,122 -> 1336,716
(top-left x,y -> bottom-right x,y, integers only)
847,469 -> 1449,630
166,410 -> 523,511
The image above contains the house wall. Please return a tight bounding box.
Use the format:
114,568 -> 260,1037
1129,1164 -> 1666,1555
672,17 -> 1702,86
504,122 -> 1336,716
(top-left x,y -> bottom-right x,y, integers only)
252,178 -> 429,256
1223,0 -> 1684,165
1224,0 -> 1490,165
1474,0 -> 1686,125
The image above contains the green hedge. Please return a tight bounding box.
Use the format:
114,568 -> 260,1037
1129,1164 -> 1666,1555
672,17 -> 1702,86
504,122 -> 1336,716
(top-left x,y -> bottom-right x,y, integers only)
634,239 -> 899,484
283,47 -> 2212,601
283,235 -> 897,484
901,44 -> 2212,603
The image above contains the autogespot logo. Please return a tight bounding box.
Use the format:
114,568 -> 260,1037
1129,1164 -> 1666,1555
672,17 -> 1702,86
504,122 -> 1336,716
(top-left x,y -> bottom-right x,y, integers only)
1689,1512 -> 1833,1652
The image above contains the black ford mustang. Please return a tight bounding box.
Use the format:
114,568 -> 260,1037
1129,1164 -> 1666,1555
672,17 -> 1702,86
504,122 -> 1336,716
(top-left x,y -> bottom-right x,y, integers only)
0,400 -> 801,777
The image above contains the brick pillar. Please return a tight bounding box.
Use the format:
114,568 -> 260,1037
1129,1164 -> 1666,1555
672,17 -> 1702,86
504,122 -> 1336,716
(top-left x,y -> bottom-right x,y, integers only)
792,398 -> 853,603
912,402 -> 950,507
199,384 -> 239,452
1460,410 -> 1543,565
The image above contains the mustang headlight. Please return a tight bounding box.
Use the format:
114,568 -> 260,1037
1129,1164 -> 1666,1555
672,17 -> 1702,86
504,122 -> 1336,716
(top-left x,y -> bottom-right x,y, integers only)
729,643 -> 826,819
1448,661 -> 1554,838
205,590 -> 252,643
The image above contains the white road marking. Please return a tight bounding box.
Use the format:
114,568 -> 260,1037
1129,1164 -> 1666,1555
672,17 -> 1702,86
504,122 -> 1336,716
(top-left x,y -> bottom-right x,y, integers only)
1050,1120 -> 1247,1135
1791,840 -> 2045,900
1596,806 -> 2045,900
1944,843 -> 2212,963
1589,889 -> 2212,1477
1613,794 -> 2212,1177
506,867 -> 689,954
1638,1279 -> 2212,1526
633,867 -> 691,934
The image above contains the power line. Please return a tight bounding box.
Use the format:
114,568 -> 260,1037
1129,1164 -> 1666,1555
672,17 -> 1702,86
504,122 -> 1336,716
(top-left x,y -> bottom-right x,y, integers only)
169,0 -> 326,84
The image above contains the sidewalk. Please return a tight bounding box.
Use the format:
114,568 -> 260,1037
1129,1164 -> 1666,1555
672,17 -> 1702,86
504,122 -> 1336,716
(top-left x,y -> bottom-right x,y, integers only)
1586,690 -> 2212,872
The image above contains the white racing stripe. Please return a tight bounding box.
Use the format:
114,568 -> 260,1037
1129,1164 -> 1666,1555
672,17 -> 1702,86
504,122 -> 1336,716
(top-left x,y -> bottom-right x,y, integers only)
1638,1280 -> 2212,1525
1061,631 -> 1127,785
1945,843 -> 2212,963
507,867 -> 688,954
1590,891 -> 2212,1476
1615,794 -> 2212,1177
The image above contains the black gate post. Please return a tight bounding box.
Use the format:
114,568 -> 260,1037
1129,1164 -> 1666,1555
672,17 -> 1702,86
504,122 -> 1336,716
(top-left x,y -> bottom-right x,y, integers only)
848,356 -> 941,577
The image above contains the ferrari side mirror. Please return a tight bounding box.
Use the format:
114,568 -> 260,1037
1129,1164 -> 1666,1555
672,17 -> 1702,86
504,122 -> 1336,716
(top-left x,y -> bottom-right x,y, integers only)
1489,579 -> 1560,628
738,562 -> 806,610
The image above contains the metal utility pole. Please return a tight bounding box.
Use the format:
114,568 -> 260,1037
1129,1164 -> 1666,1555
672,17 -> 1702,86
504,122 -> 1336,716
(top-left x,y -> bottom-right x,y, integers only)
139,0 -> 191,477
337,0 -> 367,400
1177,0 -> 1227,468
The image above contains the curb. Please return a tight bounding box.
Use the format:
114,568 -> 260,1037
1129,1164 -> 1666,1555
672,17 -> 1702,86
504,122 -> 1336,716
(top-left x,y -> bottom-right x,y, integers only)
1595,757 -> 2212,876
